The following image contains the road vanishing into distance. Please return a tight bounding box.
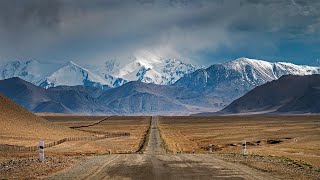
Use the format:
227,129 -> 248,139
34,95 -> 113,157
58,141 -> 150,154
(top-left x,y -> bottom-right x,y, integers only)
48,117 -> 276,180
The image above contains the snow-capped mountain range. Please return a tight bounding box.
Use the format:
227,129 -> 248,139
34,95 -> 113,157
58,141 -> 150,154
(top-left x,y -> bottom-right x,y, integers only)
113,57 -> 196,85
175,57 -> 320,90
0,57 -> 196,88
0,57 -> 320,114
174,57 -> 320,109
89,56 -> 196,85
0,57 -> 319,93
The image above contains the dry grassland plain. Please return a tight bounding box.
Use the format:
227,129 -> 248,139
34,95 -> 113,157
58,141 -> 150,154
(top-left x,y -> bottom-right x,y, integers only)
43,116 -> 151,155
159,116 -> 320,167
0,116 -> 150,179
0,116 -> 150,161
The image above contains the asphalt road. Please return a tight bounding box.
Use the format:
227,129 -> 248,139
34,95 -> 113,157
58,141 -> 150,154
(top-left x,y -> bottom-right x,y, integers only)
48,117 -> 276,180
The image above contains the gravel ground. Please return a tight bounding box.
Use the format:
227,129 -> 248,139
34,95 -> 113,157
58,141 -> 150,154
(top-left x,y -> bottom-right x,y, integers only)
218,153 -> 320,180
0,155 -> 81,179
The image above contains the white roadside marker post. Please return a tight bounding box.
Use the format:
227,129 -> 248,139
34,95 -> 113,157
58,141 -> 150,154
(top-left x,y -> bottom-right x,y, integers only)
39,140 -> 45,162
209,144 -> 213,153
242,140 -> 246,155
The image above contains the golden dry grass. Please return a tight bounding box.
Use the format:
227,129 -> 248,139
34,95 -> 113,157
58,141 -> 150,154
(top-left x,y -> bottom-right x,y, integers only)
0,95 -> 150,157
43,116 -> 151,154
159,116 -> 320,167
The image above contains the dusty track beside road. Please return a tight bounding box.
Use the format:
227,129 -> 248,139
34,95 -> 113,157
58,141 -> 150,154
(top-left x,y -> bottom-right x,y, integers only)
48,117 -> 276,180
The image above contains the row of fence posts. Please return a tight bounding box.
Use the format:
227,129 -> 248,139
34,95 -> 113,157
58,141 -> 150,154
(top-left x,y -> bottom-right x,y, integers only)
208,140 -> 246,155
0,133 -> 130,152
37,138 -> 101,162
36,133 -> 129,162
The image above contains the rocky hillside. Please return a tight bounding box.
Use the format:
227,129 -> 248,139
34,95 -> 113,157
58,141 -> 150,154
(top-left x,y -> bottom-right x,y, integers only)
220,74 -> 320,114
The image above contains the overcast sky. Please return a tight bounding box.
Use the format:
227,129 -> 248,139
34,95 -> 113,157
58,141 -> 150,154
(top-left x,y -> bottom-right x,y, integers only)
0,0 -> 319,66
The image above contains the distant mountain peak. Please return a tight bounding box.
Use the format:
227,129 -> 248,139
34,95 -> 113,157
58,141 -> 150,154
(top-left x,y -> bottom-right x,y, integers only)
226,57 -> 273,66
25,59 -> 39,64
108,57 -> 196,85
233,57 -> 251,62
66,60 -> 77,65
40,61 -> 111,89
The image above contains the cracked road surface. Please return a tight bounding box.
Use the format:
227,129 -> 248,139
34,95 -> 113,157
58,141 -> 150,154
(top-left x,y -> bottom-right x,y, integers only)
48,117 -> 276,180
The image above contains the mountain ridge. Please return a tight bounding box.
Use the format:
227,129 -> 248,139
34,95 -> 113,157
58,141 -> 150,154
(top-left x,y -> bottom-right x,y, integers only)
0,77 -> 114,115
174,57 -> 320,109
98,81 -> 218,115
219,74 -> 320,114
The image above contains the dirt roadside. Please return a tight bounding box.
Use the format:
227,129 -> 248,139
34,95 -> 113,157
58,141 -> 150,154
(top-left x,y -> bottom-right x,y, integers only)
218,153 -> 320,180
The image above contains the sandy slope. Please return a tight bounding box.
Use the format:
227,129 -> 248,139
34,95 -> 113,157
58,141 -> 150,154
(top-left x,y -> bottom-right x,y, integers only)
0,94 -> 91,146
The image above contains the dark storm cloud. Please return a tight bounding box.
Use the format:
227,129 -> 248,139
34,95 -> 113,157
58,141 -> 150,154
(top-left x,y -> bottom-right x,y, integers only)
0,0 -> 319,65
0,0 -> 61,30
